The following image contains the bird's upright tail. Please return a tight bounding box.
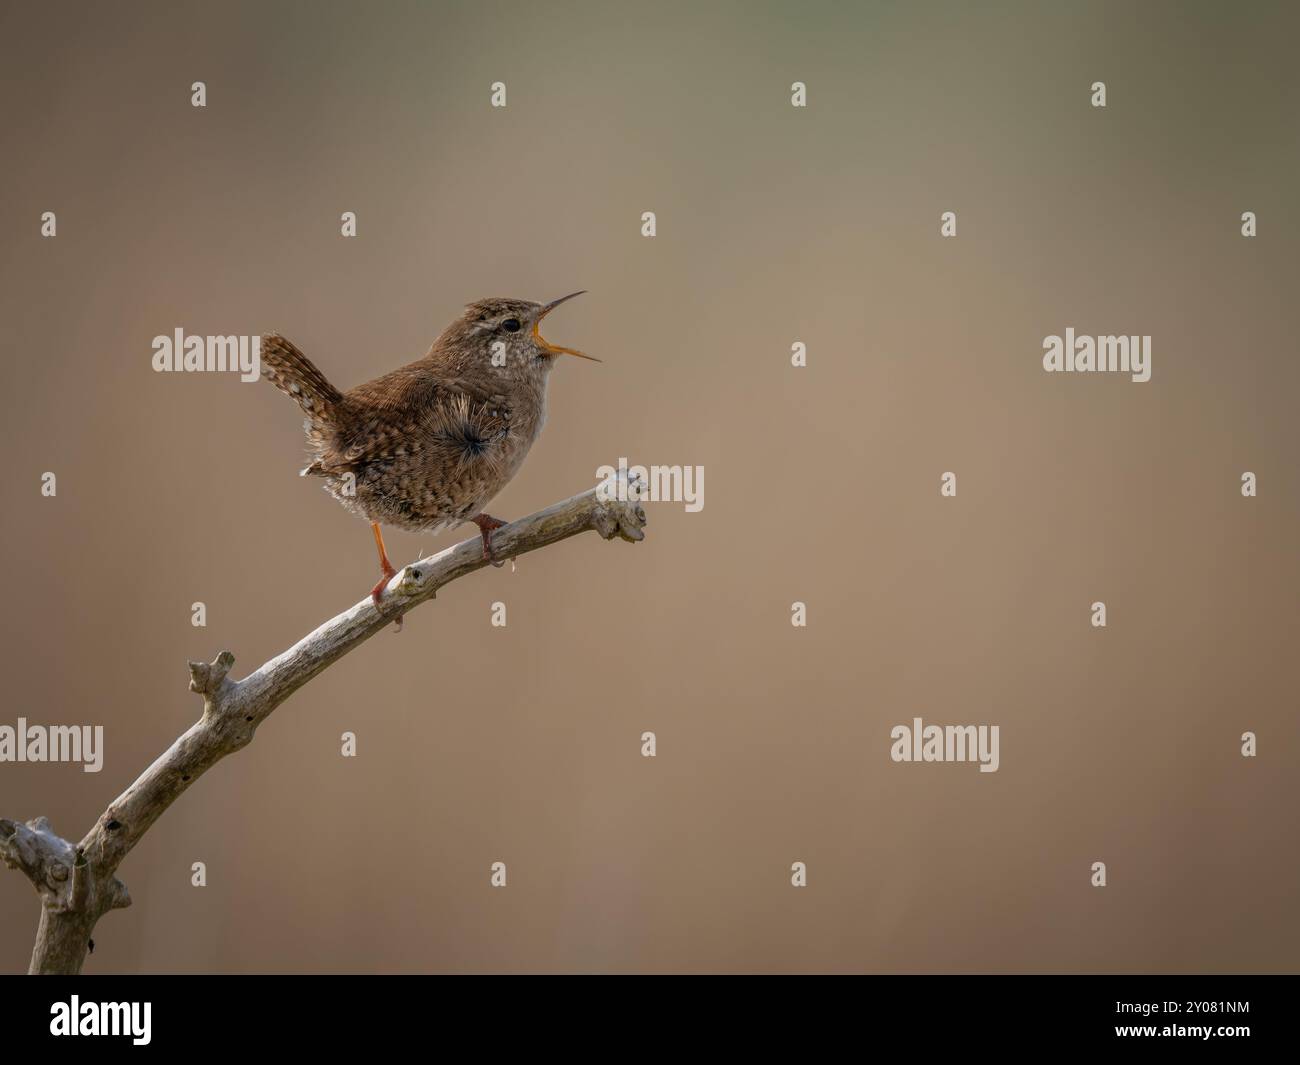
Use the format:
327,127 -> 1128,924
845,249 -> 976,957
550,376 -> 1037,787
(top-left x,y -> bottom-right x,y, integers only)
260,333 -> 343,423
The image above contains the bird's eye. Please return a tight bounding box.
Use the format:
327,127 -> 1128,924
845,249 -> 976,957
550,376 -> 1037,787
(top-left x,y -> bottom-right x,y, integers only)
501,318 -> 521,333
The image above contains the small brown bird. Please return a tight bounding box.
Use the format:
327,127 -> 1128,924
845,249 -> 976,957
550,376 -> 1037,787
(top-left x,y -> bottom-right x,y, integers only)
261,292 -> 596,615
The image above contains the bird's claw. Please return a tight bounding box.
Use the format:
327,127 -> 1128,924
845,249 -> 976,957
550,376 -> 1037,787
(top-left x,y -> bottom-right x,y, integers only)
370,564 -> 402,631
471,514 -> 509,568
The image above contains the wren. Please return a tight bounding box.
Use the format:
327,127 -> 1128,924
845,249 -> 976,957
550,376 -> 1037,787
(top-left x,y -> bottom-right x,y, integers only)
261,292 -> 596,621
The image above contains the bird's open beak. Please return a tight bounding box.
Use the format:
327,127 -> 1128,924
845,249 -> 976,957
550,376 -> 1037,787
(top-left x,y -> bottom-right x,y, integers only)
535,290 -> 600,361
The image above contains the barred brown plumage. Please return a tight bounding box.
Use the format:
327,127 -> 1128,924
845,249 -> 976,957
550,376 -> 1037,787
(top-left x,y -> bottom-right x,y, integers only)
260,292 -> 594,625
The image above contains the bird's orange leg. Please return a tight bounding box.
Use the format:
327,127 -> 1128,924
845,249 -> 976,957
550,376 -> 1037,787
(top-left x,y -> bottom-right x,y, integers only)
470,513 -> 508,567
369,522 -> 402,631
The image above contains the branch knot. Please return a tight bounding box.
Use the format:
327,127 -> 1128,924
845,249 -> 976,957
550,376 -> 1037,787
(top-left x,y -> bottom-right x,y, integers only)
189,650 -> 236,698
0,816 -> 78,910
592,498 -> 648,543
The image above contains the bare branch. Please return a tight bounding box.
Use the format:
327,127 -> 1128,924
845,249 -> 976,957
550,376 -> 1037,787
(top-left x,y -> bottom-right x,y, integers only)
2,480 -> 646,973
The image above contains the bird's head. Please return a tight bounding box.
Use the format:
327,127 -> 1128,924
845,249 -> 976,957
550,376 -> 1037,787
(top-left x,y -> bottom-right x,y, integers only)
437,291 -> 597,383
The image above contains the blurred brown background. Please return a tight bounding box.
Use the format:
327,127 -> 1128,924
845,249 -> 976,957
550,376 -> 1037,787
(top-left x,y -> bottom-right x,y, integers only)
1,0 -> 1297,973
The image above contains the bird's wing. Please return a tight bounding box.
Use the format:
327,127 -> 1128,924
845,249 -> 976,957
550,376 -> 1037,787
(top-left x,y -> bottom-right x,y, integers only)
343,361 -> 443,413
310,369 -> 510,476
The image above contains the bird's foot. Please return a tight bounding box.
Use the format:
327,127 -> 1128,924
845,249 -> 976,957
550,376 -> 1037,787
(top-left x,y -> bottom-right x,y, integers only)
370,562 -> 402,632
370,562 -> 397,609
470,513 -> 508,568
